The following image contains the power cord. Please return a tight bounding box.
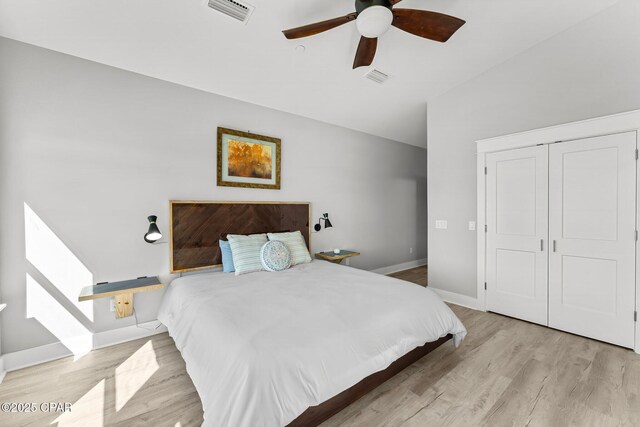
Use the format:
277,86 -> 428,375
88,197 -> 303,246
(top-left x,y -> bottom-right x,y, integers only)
132,307 -> 163,332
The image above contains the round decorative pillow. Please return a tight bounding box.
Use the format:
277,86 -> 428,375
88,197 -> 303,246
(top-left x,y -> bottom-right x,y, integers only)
260,240 -> 292,272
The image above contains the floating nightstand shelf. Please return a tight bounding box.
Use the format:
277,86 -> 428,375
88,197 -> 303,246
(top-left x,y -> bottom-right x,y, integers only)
78,276 -> 163,319
315,250 -> 360,265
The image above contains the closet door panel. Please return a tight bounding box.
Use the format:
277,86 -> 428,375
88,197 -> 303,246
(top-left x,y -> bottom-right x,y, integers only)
549,132 -> 636,348
486,145 -> 548,325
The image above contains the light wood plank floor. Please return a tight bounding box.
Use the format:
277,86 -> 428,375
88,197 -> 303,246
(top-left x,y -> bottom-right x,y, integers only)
2,266 -> 639,426
388,265 -> 427,287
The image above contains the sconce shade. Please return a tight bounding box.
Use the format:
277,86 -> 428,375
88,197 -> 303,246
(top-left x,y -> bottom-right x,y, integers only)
144,215 -> 162,243
314,213 -> 333,232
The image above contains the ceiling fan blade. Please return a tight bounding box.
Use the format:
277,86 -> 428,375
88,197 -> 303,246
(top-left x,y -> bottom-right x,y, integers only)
392,9 -> 465,42
390,0 -> 404,4
283,13 -> 357,39
353,36 -> 377,69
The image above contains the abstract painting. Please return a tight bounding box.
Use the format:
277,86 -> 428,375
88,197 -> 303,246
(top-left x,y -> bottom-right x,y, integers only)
217,127 -> 281,189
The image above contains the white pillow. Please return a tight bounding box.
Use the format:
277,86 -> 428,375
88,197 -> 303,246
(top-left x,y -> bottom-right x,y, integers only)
227,233 -> 268,275
267,231 -> 312,266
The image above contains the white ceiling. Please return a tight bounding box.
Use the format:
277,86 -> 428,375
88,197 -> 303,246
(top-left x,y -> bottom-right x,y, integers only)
0,0 -> 621,147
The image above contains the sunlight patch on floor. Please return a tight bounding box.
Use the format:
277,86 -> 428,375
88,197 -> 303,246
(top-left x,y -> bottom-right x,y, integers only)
115,340 -> 159,412
54,379 -> 105,427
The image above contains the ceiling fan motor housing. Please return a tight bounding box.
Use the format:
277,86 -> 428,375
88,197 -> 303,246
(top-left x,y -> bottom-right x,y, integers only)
355,0 -> 393,38
355,0 -> 392,15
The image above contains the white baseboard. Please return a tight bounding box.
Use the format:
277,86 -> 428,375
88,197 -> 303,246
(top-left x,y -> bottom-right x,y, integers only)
91,322 -> 166,350
371,258 -> 427,275
428,287 -> 481,311
2,342 -> 71,374
371,260 -> 482,312
1,321 -> 167,375
0,356 -> 5,384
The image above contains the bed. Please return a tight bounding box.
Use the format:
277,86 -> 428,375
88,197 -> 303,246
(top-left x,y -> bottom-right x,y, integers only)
159,201 -> 467,426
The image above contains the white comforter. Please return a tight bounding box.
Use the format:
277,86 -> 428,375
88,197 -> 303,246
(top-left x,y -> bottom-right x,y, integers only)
158,261 -> 466,427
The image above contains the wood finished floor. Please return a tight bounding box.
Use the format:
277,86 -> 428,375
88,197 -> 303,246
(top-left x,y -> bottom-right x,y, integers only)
388,266 -> 427,287
1,265 -> 639,426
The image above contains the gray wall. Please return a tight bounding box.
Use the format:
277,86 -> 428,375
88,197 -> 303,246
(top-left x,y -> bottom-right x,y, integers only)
427,0 -> 640,298
0,37 -> 427,354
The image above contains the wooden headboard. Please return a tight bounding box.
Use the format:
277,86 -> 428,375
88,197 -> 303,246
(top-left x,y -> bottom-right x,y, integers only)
170,201 -> 311,273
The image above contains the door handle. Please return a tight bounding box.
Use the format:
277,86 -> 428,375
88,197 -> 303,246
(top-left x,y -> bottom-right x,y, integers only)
553,240 -> 557,252
540,239 -> 544,251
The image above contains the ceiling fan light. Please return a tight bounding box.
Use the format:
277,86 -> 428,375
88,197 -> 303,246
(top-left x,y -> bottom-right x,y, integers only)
356,6 -> 393,38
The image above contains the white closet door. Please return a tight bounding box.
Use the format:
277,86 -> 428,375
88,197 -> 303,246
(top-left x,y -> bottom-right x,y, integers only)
549,132 -> 636,348
486,145 -> 548,325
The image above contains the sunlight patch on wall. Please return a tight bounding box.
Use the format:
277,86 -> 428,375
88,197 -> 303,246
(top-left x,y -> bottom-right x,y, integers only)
24,203 -> 94,321
115,340 -> 159,412
54,379 -> 105,427
26,274 -> 92,359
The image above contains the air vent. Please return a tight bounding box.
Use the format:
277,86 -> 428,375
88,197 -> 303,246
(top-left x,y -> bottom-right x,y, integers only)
364,69 -> 389,84
207,0 -> 255,24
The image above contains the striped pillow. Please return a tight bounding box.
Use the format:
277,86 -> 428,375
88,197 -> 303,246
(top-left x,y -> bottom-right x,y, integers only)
227,233 -> 268,275
267,231 -> 312,266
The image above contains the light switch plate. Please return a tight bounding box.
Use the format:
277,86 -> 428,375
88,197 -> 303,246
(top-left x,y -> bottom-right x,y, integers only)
435,220 -> 448,229
469,221 -> 476,231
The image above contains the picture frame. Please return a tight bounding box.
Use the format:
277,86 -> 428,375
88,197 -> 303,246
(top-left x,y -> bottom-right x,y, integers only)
217,127 -> 281,190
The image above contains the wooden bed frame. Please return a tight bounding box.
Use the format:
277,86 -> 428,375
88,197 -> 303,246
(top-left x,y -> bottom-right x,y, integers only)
288,334 -> 452,426
169,200 -> 452,425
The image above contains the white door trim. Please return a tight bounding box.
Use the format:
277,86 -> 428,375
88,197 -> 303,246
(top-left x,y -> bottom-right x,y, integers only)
476,108 -> 640,354
477,152 -> 487,312
477,109 -> 640,153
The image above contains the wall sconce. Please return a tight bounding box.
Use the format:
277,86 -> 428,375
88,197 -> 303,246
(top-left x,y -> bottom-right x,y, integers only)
314,213 -> 333,232
144,215 -> 162,243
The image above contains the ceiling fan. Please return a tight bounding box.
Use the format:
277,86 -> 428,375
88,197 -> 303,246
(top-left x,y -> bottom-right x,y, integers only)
282,0 -> 465,69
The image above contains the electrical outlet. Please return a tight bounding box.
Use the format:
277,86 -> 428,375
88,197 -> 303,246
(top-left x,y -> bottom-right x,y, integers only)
435,220 -> 448,229
110,298 -> 115,312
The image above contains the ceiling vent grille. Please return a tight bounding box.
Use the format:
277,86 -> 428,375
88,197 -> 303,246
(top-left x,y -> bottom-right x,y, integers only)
207,0 -> 254,24
364,69 -> 389,84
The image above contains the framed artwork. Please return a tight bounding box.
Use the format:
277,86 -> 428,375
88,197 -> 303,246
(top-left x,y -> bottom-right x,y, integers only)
217,127 -> 281,190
